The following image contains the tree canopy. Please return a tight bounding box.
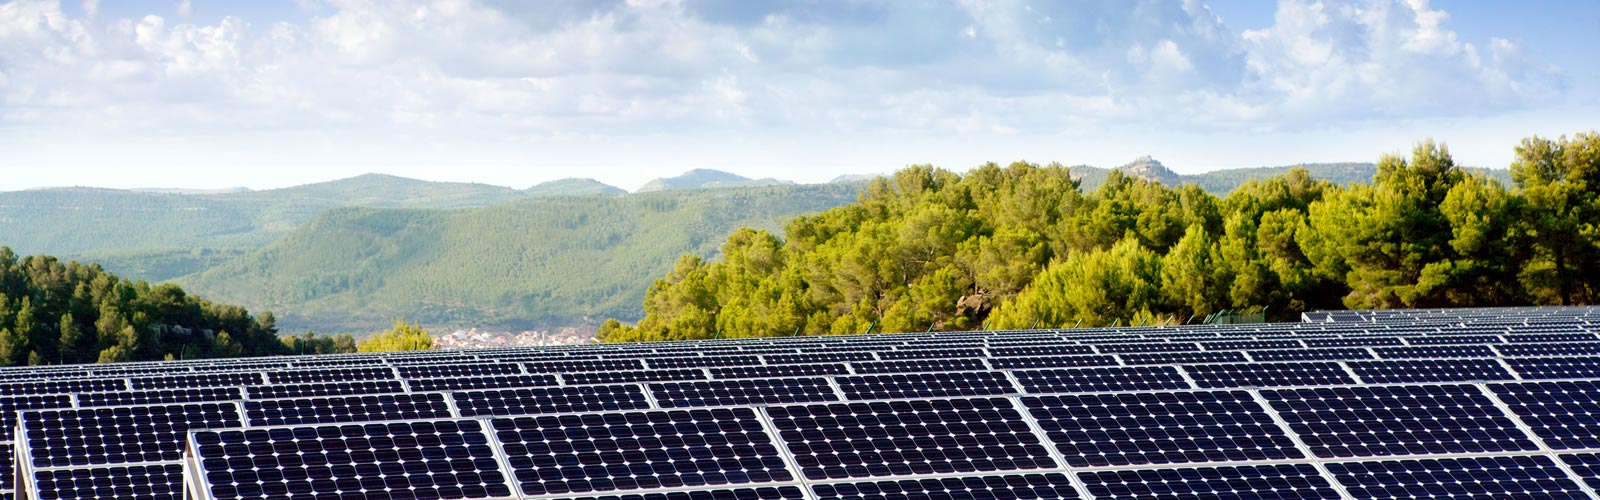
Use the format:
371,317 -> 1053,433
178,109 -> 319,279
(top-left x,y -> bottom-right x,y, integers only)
602,133 -> 1600,341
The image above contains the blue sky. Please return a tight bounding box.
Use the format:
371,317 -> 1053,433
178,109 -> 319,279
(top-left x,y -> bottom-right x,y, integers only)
1,0 -> 1595,191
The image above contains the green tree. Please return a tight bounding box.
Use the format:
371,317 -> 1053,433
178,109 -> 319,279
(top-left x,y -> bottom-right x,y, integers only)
989,239 -> 1165,328
357,319 -> 434,352
1511,132 -> 1600,304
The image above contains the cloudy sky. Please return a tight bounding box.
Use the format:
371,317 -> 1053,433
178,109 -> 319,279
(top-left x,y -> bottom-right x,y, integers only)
1,0 -> 1595,191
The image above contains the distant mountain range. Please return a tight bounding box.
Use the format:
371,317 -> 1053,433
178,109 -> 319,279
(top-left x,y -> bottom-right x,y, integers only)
0,160 -> 1514,334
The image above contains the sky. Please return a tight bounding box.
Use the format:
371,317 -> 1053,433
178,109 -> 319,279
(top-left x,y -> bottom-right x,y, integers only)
1,0 -> 1595,192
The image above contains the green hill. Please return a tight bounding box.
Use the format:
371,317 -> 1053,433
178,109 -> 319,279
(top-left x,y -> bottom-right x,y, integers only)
525,178 -> 626,197
1071,161 -> 1512,194
179,184 -> 861,333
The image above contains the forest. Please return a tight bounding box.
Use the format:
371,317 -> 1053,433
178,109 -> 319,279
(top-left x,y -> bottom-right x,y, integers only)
599,133 -> 1599,342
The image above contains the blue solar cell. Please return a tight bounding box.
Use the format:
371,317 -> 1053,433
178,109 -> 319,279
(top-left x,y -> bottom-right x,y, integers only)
877,349 -> 987,360
266,367 -> 396,384
524,359 -> 645,373
1023,391 -> 1302,467
1249,347 -> 1375,361
1507,333 -> 1598,343
1305,337 -> 1405,347
709,364 -> 850,379
493,408 -> 792,495
1013,366 -> 1190,393
1496,342 -> 1600,356
812,473 -> 1081,499
1373,345 -> 1497,359
988,345 -> 1096,356
0,378 -> 125,396
1505,357 -> 1600,379
646,356 -> 763,369
1348,359 -> 1514,383
987,355 -> 1120,369
245,380 -> 407,399
1120,351 -> 1249,365
1202,340 -> 1302,350
24,403 -> 243,467
244,393 -> 453,426
1561,453 -> 1600,491
561,369 -> 707,385
453,385 -> 651,417
194,419 -> 511,500
541,486 -> 806,500
849,358 -> 988,373
31,463 -> 185,500
833,371 -> 1017,400
395,362 -> 523,378
765,353 -> 875,364
1077,464 -> 1340,500
1095,343 -> 1201,354
1184,362 -> 1356,388
1261,384 -> 1537,458
767,398 -> 1054,480
76,387 -> 242,407
1405,335 -> 1502,345
1328,455 -> 1588,499
1490,380 -> 1600,449
650,378 -> 839,408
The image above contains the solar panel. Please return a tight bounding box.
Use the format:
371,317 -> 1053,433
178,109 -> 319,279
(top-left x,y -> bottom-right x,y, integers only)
767,398 -> 1055,480
561,368 -> 707,385
243,393 -> 454,426
524,359 -> 646,373
811,473 -> 1081,499
988,345 -> 1096,356
191,419 -> 512,500
541,486 -> 807,500
1304,337 -> 1405,347
1561,453 -> 1600,491
1202,340 -> 1302,350
1347,358 -> 1514,383
452,385 -> 651,417
1261,384 -> 1538,458
29,463 -> 185,500
877,348 -> 987,360
1405,334 -> 1501,345
0,378 -> 124,396
1249,347 -> 1375,361
849,358 -> 988,373
649,378 -> 838,407
764,353 -> 875,364
1095,342 -> 1200,353
1496,342 -> 1600,356
1490,380 -> 1600,449
266,367 -> 397,384
1505,357 -> 1600,379
394,362 -> 523,378
0,394 -> 72,440
709,364 -> 850,379
492,408 -> 792,495
1023,391 -> 1302,467
1326,455 -> 1589,499
1013,366 -> 1190,393
1184,362 -> 1356,388
645,356 -> 763,369
833,372 -> 1017,400
245,380 -> 407,399
404,374 -> 559,392
1373,345 -> 1497,358
76,387 -> 243,407
23,403 -> 243,467
1076,463 -> 1340,499
1508,332 -> 1599,343
1120,351 -> 1249,365
986,355 -> 1119,369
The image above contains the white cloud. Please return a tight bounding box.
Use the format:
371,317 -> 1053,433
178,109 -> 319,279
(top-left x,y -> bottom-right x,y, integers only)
0,0 -> 1569,169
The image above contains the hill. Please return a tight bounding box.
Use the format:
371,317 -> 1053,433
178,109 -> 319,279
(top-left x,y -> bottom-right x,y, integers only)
524,178 -> 626,197
636,169 -> 794,192
180,183 -> 862,333
1070,159 -> 1513,194
229,173 -> 527,209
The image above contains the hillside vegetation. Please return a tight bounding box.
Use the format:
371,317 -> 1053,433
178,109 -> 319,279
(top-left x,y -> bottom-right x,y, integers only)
181,184 -> 863,332
0,247 -> 291,365
600,133 -> 1598,342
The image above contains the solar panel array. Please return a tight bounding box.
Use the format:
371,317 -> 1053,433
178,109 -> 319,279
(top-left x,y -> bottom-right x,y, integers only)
0,305 -> 1598,499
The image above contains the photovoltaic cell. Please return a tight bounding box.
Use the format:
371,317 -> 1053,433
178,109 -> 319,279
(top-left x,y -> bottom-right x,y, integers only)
1305,337 -> 1405,347
541,486 -> 806,500
1507,333 -> 1598,343
266,367 -> 397,384
1120,351 -> 1249,365
988,345 -> 1096,356
30,464 -> 184,500
492,408 -> 792,495
1023,391 -> 1301,467
0,378 -> 125,396
1184,362 -> 1356,388
0,395 -> 72,440
404,375 -> 559,392
1490,380 -> 1600,449
848,359 -> 988,374
1561,453 -> 1600,491
245,380 -> 407,399
523,359 -> 646,373
1248,348 -> 1374,361
645,356 -> 763,369
1094,343 -> 1200,354
1261,384 -> 1538,458
1373,345 -> 1497,359
1076,464 -> 1340,500
243,393 -> 453,426
1405,335 -> 1501,345
78,388 -> 241,408
24,403 -> 243,467
1202,340 -> 1302,350
1013,366 -> 1190,394
765,353 -> 875,364
709,364 -> 850,379
649,378 -> 838,408
877,349 -> 987,360
452,385 -> 651,417
1496,342 -> 1600,356
395,362 -> 523,378
1505,357 -> 1600,380
987,355 -> 1119,369
766,397 -> 1054,480
812,473 -> 1081,499
193,419 -> 511,500
1348,359 -> 1514,383
561,369 -> 707,385
1327,455 -> 1588,499
833,371 -> 1017,400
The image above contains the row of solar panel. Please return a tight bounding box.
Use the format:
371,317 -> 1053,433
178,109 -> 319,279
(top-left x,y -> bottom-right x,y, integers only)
10,378 -> 1600,499
174,392 -> 1600,500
